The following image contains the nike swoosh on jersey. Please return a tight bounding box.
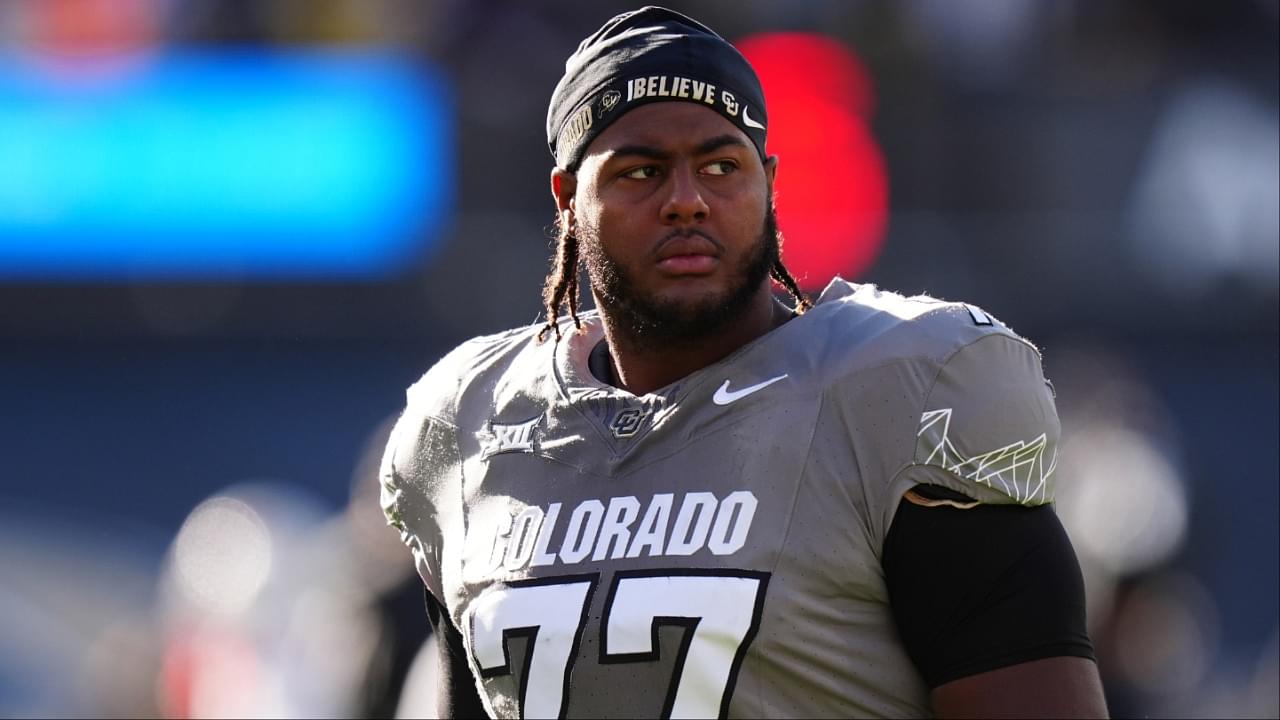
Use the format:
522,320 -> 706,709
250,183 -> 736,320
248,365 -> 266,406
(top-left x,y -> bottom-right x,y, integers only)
742,106 -> 765,130
712,374 -> 788,405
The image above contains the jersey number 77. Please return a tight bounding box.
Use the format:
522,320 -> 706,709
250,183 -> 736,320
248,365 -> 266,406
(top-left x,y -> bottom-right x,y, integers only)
466,569 -> 771,719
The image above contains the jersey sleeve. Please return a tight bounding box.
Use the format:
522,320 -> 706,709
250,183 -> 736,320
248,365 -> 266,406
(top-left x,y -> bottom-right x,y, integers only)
380,389 -> 465,604
910,332 -> 1060,507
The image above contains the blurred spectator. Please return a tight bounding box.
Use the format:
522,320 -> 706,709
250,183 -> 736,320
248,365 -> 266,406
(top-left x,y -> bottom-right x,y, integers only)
153,416 -> 431,718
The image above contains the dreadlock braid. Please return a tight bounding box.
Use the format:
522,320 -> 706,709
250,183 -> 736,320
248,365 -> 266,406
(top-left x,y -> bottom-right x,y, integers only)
536,222 -> 584,343
770,259 -> 813,314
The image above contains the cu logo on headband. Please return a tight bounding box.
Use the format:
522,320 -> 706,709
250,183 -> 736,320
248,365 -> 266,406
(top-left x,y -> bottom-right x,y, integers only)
599,89 -> 621,117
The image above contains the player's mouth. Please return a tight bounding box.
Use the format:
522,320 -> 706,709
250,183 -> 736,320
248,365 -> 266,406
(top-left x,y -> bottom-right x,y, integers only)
654,233 -> 720,276
656,253 -> 718,274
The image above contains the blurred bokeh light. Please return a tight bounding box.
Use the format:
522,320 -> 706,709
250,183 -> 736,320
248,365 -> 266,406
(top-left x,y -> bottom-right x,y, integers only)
738,32 -> 889,289
0,51 -> 451,280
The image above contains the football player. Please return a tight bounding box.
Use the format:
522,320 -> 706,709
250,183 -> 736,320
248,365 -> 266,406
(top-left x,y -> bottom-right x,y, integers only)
381,6 -> 1108,718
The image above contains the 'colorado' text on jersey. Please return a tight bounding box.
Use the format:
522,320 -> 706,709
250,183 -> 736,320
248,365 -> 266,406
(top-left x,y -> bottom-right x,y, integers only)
380,279 -> 1060,719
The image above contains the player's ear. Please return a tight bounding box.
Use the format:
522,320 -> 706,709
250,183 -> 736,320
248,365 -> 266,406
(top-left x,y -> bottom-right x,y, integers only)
763,154 -> 778,193
551,167 -> 577,228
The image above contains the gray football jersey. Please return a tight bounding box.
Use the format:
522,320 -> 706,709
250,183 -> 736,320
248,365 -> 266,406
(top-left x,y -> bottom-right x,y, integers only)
381,279 -> 1060,719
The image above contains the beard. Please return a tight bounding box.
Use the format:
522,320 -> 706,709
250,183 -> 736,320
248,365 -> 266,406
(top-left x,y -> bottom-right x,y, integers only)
578,206 -> 780,351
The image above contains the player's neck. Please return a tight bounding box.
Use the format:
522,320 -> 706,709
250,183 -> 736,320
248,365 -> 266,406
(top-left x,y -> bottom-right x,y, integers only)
598,287 -> 793,396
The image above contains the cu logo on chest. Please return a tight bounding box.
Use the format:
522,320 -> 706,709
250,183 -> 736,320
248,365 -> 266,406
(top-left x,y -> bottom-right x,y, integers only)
610,407 -> 650,438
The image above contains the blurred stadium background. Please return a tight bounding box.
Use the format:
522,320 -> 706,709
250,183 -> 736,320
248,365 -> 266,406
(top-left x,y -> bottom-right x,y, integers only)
0,0 -> 1275,717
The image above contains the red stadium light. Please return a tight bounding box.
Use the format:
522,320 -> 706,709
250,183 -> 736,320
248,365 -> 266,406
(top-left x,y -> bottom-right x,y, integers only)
736,33 -> 889,290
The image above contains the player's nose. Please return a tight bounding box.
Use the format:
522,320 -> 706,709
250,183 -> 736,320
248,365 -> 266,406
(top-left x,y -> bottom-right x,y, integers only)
660,164 -> 709,225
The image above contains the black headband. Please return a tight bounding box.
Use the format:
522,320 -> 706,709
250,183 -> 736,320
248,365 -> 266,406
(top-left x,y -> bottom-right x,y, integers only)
546,6 -> 768,171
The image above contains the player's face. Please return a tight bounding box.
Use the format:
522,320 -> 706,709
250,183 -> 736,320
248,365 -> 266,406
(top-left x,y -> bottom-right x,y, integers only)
562,102 -> 779,346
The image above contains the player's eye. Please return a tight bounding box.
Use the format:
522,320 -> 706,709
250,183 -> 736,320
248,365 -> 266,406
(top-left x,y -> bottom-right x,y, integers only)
622,165 -> 660,180
701,160 -> 737,176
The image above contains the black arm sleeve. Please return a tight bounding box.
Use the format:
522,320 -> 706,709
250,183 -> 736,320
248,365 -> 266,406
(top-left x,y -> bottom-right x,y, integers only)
882,485 -> 1095,688
425,589 -> 490,719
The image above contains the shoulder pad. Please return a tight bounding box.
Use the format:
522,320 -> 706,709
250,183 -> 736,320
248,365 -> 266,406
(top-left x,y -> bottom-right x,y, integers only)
914,334 -> 1058,505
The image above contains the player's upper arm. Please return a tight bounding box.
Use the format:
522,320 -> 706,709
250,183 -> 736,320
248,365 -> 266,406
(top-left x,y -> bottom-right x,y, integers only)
425,588 -> 489,719
883,484 -> 1107,717
932,656 -> 1108,719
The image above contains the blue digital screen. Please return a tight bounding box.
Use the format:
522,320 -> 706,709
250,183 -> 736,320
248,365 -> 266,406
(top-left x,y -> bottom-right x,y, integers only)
0,51 -> 452,280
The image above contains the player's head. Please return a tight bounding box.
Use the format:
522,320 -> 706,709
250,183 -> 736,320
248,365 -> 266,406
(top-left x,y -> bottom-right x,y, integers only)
538,6 -> 810,342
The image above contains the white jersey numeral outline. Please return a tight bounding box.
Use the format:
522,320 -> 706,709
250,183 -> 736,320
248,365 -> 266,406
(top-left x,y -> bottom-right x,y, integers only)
466,570 -> 770,719
467,576 -> 597,719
